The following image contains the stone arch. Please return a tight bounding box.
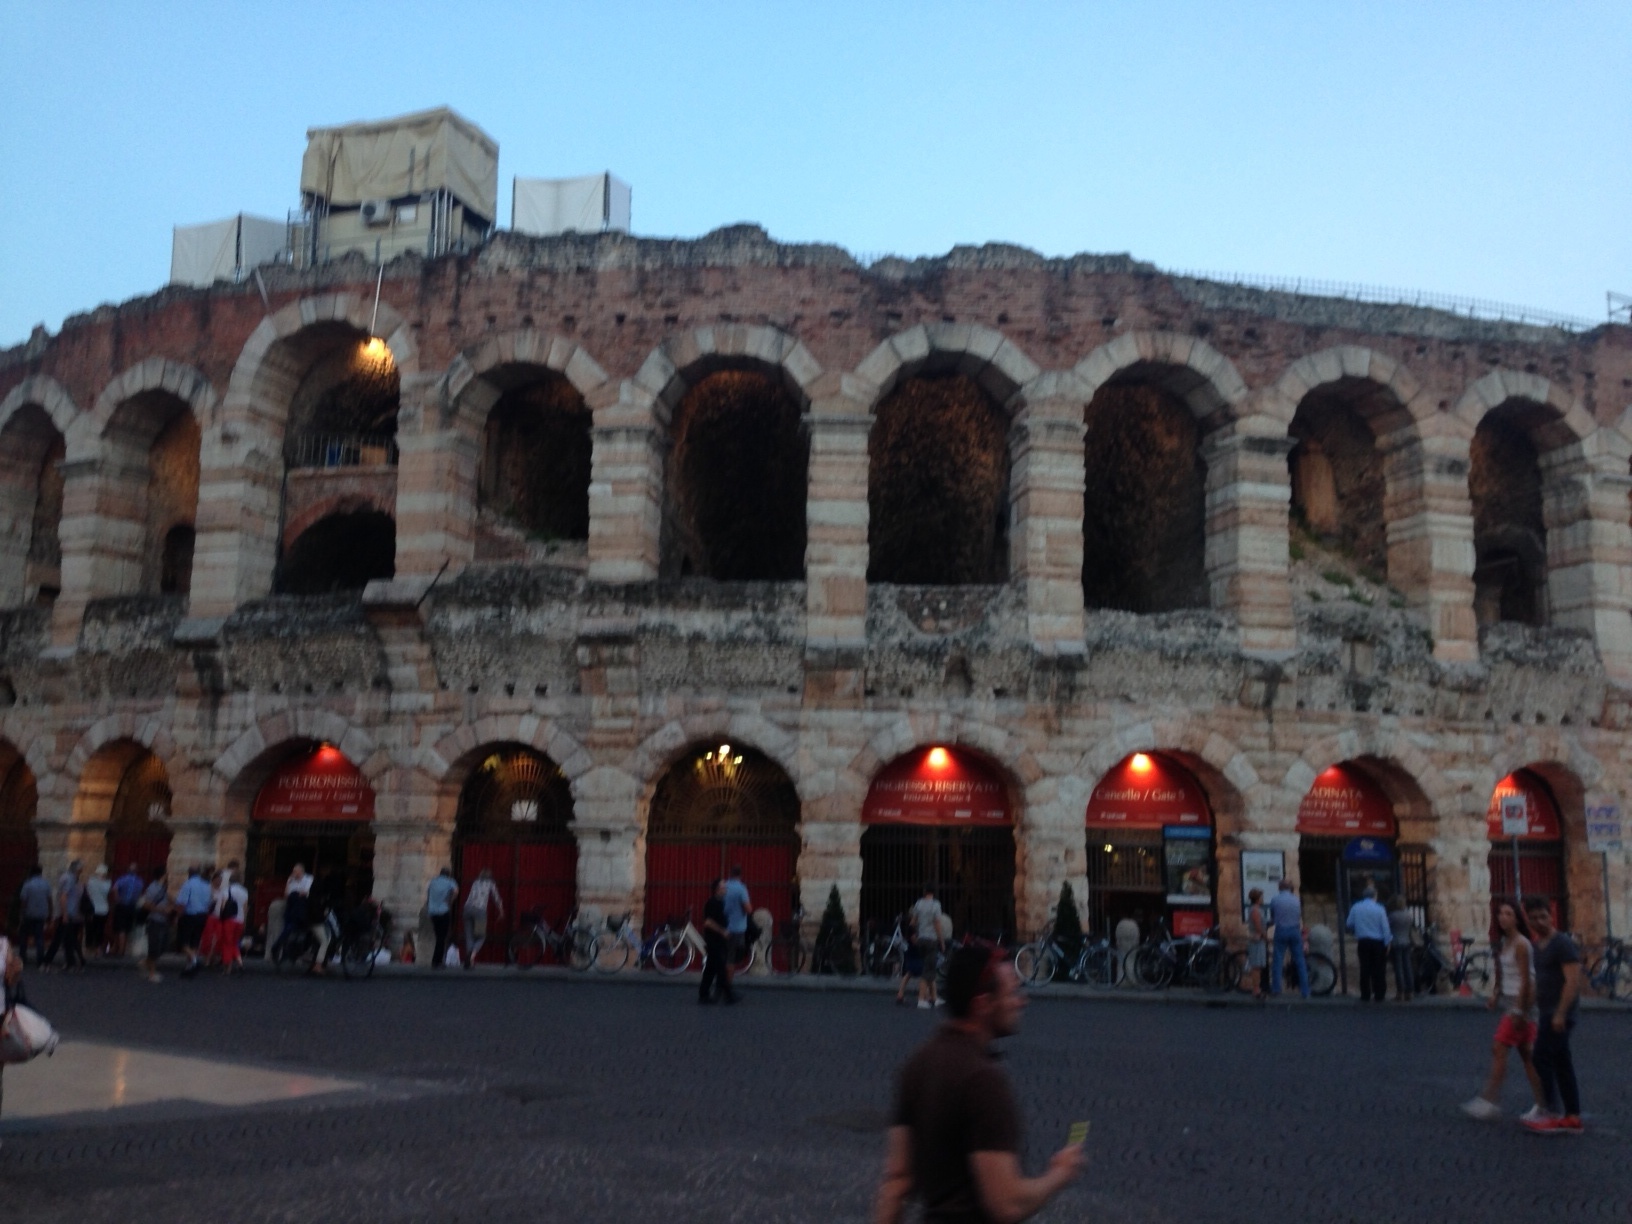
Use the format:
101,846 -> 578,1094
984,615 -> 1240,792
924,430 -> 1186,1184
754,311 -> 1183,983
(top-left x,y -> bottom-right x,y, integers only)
213,709 -> 384,797
853,323 -> 1041,413
0,375 -> 80,442
629,710 -> 803,805
85,358 -> 217,449
1452,370 -> 1593,448
847,713 -> 1042,805
633,325 -> 823,425
442,330 -> 611,433
1075,720 -> 1260,837
63,713 -> 180,800
424,713 -> 593,819
1073,331 -> 1250,423
1283,726 -> 1456,818
0,377 -> 76,610
1263,347 -> 1431,432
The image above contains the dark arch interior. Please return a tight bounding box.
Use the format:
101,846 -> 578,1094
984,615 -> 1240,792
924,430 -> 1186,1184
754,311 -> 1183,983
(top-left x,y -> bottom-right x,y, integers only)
278,509 -> 395,595
0,404 -> 66,607
145,407 -> 201,595
455,745 -> 575,841
160,525 -> 196,596
1082,381 -> 1207,612
479,374 -> 592,545
284,330 -> 401,467
663,369 -> 808,581
1469,408 -> 1546,627
868,374 -> 1009,585
1288,381 -> 1389,577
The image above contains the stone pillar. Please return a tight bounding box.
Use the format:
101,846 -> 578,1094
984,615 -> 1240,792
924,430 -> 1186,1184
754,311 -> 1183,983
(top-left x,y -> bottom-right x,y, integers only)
804,384 -> 872,649
1009,393 -> 1086,651
571,767 -> 644,924
1202,424 -> 1296,658
188,420 -> 282,620
1542,451 -> 1632,680
1015,776 -> 1089,940
588,382 -> 663,584
394,375 -> 477,580
1381,423 -> 1478,663
52,455 -> 143,646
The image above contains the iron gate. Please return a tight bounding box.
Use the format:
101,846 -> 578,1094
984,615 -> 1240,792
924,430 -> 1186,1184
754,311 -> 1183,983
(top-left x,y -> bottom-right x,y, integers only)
1488,844 -> 1566,930
246,821 -> 374,932
860,825 -> 1016,942
644,745 -> 800,930
1084,829 -> 1164,938
454,747 -> 578,963
107,752 -> 172,879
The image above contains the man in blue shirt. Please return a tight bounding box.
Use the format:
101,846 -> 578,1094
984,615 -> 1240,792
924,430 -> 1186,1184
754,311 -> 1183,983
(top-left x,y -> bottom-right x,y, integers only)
109,863 -> 144,957
1345,885 -> 1392,1004
174,866 -> 214,976
1268,878 -> 1309,999
16,865 -> 52,967
425,868 -> 459,969
720,865 -> 752,1000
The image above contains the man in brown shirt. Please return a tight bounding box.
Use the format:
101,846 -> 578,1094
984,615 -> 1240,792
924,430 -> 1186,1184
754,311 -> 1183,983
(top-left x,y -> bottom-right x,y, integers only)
875,944 -> 1082,1224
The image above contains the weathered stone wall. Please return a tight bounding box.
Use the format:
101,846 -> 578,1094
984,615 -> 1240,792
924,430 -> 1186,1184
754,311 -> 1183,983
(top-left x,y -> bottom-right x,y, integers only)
0,225 -> 1629,953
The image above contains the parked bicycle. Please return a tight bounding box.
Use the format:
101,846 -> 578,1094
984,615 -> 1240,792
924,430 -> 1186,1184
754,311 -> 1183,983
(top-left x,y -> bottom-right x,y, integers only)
1409,924 -> 1490,996
1127,922 -> 1235,992
1584,935 -> 1631,1001
592,910 -> 704,974
766,908 -> 809,976
864,916 -> 912,980
507,909 -> 596,970
272,911 -> 338,975
339,912 -> 387,981
1013,920 -> 1122,987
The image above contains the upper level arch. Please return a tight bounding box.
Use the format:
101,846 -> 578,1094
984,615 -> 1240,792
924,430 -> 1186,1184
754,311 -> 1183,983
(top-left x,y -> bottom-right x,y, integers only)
1073,331 -> 1249,426
0,377 -> 76,610
853,322 -> 1041,414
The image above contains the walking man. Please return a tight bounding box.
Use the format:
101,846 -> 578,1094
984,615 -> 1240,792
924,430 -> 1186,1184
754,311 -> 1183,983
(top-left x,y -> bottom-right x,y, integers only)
1387,896 -> 1416,1001
875,944 -> 1082,1223
462,868 -> 503,967
721,864 -> 752,993
138,870 -> 172,983
1268,878 -> 1309,998
903,884 -> 947,1010
175,865 -> 213,977
698,878 -> 735,1004
16,865 -> 51,968
1346,885 -> 1391,1003
45,860 -> 87,970
109,862 -> 144,958
85,864 -> 112,954
1522,899 -> 1584,1133
426,867 -> 458,968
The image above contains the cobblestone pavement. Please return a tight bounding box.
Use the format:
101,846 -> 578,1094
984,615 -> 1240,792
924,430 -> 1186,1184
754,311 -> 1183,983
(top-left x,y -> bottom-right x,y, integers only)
2,971 -> 1627,1224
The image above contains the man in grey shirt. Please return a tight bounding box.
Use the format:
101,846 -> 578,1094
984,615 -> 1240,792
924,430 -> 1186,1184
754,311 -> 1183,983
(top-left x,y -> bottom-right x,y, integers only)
16,865 -> 51,967
909,884 -> 946,1010
1268,878 -> 1308,998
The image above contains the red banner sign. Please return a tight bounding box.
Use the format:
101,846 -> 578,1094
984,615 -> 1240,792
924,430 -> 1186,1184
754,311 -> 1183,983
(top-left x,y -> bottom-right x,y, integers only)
1485,771 -> 1562,842
862,748 -> 1012,827
252,747 -> 374,823
1296,765 -> 1396,837
1086,754 -> 1212,830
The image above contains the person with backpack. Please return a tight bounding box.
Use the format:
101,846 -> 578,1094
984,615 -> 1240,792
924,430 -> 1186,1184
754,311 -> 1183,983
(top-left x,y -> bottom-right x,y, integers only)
211,868 -> 249,975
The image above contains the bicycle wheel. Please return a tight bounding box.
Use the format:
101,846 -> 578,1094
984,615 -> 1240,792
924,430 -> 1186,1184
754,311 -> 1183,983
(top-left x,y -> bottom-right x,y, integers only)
1608,954 -> 1632,1002
1409,945 -> 1441,996
341,936 -> 377,980
568,929 -> 595,971
1129,945 -> 1172,990
1015,944 -> 1057,986
652,930 -> 693,975
508,929 -> 544,969
1194,946 -> 1230,993
1460,951 -> 1492,996
1083,944 -> 1122,987
592,930 -> 630,973
1306,952 -> 1337,997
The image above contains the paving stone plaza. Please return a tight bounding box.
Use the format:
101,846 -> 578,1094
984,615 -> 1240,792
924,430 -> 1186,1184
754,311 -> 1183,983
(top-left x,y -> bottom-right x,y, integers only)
1,973 -> 1627,1223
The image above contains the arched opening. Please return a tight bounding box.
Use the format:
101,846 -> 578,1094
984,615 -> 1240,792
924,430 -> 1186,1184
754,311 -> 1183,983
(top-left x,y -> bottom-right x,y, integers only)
246,744 -> 376,935
277,508 -> 395,595
476,370 -> 592,561
452,745 -> 577,964
1469,405 -> 1548,627
860,746 -> 1016,941
103,750 -> 174,879
1295,763 -> 1405,934
1287,379 -> 1396,579
868,374 -> 1009,585
0,404 -> 65,607
662,368 -> 808,580
160,525 -> 196,596
1082,376 -> 1207,612
1486,768 -> 1567,930
275,329 -> 399,597
0,742 -> 38,929
644,742 -> 800,933
1086,752 -> 1215,938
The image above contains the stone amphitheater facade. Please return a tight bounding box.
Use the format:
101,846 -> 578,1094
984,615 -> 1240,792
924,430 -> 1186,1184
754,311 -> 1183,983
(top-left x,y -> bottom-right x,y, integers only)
2,225 -> 1629,949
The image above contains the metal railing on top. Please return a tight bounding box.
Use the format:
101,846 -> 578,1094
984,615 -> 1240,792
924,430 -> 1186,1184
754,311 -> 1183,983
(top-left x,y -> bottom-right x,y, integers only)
1168,268 -> 1601,332
289,433 -> 398,470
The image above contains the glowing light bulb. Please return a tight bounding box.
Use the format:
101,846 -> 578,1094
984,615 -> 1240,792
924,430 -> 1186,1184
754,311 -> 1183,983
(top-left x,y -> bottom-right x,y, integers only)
927,747 -> 950,769
1130,753 -> 1153,772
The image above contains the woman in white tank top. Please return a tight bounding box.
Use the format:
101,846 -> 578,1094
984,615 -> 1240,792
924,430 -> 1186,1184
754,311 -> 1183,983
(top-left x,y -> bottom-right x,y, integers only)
1461,902 -> 1547,1121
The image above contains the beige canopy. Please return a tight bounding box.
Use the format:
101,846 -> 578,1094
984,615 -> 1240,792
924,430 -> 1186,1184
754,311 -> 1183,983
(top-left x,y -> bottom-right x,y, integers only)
300,106 -> 498,220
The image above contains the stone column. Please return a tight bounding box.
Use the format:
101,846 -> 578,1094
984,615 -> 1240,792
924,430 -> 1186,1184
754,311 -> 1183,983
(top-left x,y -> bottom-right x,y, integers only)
394,375 -> 477,580
1541,450 -> 1632,680
1009,392 -> 1086,652
1202,423 -> 1296,658
188,419 -> 282,620
1015,776 -> 1089,939
52,455 -> 144,647
804,382 -> 872,650
1380,423 -> 1479,663
571,766 -> 644,924
588,382 -> 663,584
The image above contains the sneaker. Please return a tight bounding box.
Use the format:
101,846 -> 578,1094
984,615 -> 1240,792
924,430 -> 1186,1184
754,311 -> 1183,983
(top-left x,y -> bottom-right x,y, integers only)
146,972 -> 162,983
933,998 -> 945,1007
1554,1115 -> 1584,1134
917,1000 -> 932,1010
1519,1106 -> 1553,1124
1461,1097 -> 1501,1121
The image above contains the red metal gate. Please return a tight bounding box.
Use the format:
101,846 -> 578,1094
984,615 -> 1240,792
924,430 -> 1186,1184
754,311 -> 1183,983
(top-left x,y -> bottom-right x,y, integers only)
0,754 -> 37,931
105,751 -> 173,880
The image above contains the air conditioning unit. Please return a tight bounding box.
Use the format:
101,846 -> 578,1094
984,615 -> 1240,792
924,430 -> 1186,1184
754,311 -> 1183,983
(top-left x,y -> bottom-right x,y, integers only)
360,199 -> 393,227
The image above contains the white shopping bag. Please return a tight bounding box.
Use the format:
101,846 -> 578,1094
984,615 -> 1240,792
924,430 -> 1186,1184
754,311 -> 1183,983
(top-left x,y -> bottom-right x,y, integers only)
0,1003 -> 60,1064
444,945 -> 462,968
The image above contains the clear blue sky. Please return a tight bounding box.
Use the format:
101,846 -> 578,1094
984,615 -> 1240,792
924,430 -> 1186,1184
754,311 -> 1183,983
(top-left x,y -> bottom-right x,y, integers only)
2,2 -> 1628,347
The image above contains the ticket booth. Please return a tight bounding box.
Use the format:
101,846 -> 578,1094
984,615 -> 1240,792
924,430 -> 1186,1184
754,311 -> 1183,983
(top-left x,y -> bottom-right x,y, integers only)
1086,753 -> 1216,939
247,746 -> 375,932
1296,765 -> 1399,932
860,747 -> 1016,941
1486,769 -> 1565,929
